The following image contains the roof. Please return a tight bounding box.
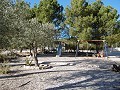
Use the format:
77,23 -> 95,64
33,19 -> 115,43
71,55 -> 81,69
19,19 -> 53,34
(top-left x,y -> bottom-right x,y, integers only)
80,40 -> 105,44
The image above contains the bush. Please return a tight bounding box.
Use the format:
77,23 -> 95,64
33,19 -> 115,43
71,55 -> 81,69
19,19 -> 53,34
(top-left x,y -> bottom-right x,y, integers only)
7,52 -> 18,59
0,61 -> 10,74
25,56 -> 32,66
0,52 -> 18,63
0,54 -> 7,63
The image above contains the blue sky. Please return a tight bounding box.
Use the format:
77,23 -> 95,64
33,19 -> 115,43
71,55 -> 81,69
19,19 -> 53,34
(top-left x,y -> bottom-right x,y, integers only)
25,0 -> 120,15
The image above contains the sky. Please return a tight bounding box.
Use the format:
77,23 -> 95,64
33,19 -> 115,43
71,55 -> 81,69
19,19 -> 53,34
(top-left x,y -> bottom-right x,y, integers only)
25,0 -> 120,15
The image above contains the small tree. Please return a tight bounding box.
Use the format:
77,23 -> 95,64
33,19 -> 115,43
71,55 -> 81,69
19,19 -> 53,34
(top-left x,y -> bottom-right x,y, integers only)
24,18 -> 54,66
1,0 -> 55,66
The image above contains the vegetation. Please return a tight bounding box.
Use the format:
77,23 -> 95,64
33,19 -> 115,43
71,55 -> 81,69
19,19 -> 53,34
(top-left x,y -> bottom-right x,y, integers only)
106,20 -> 120,47
0,0 -> 58,66
66,0 -> 119,40
23,19 -> 54,66
25,56 -> 32,66
0,60 -> 10,74
0,54 -> 7,63
36,0 -> 64,24
0,0 -> 120,67
65,0 -> 119,51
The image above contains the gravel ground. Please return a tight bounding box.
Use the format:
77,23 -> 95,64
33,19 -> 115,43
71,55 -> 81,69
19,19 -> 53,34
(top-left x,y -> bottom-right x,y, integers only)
0,57 -> 120,90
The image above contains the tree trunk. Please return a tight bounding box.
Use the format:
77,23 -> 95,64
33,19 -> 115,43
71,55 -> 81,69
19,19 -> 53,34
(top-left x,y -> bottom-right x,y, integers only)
42,47 -> 45,54
56,42 -> 62,57
20,48 -> 23,53
75,41 -> 79,57
30,47 -> 32,56
96,44 -> 99,54
33,47 -> 39,67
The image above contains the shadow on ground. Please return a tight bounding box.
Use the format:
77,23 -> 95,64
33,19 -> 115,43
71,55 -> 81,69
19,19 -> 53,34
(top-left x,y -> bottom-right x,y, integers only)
46,70 -> 120,90
0,58 -> 120,90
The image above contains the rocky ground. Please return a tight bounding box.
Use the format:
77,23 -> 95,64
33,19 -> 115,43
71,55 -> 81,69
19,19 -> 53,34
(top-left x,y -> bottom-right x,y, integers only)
0,57 -> 120,90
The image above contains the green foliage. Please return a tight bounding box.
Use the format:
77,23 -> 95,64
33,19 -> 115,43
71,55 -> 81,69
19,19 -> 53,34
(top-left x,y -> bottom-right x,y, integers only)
0,0 -> 31,49
25,56 -> 32,66
65,0 -> 119,41
14,0 -> 31,20
36,0 -> 64,25
0,60 -> 10,74
106,34 -> 120,46
105,20 -> 120,46
7,1 -> 55,50
0,0 -> 56,66
9,1 -> 32,49
35,0 -> 65,40
24,18 -> 55,48
0,54 -> 7,63
0,0 -> 119,54
0,0 -> 13,49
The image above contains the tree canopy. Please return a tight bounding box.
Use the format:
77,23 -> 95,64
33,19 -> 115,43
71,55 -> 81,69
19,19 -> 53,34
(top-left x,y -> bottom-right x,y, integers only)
0,0 -> 120,54
36,0 -> 64,26
0,0 -> 55,66
65,0 -> 119,42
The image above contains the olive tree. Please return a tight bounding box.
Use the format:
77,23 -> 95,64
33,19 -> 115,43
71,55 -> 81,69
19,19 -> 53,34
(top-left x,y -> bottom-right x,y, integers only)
0,0 -> 15,49
24,18 -> 54,66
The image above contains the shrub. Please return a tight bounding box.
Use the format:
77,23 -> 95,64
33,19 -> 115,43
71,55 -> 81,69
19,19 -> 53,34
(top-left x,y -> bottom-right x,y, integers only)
0,54 -> 7,63
0,61 -> 10,74
0,52 -> 18,63
7,52 -> 18,59
25,56 -> 32,66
